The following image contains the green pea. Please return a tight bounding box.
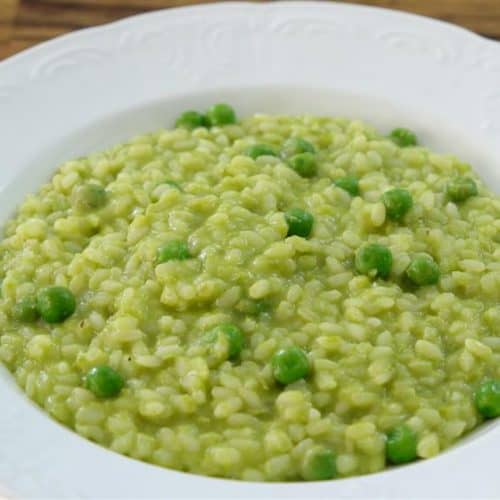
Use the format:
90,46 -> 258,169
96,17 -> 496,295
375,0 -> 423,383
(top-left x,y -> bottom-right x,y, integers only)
205,103 -> 236,126
36,286 -> 76,323
334,176 -> 359,196
382,188 -> 413,221
73,183 -> 107,211
244,144 -> 278,159
12,295 -> 39,322
446,177 -> 478,202
204,323 -> 244,360
301,447 -> 337,481
86,365 -> 124,398
285,208 -> 314,238
386,424 -> 418,464
406,253 -> 440,286
474,380 -> 500,418
355,243 -> 393,279
281,137 -> 316,158
390,128 -> 418,147
287,152 -> 317,178
175,110 -> 206,130
272,346 -> 310,384
157,240 -> 191,263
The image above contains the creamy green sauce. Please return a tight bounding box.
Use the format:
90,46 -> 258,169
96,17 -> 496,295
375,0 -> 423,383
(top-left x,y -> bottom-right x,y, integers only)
0,111 -> 499,481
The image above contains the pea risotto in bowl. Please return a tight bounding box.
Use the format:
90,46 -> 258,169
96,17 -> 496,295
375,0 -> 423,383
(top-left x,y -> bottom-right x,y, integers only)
1,104 -> 499,482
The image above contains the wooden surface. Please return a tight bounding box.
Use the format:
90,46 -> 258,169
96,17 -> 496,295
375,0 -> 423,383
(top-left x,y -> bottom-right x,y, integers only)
1,0 -> 499,61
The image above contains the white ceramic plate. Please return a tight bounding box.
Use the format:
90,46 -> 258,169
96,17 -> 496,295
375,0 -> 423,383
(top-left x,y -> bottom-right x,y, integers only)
1,2 -> 500,498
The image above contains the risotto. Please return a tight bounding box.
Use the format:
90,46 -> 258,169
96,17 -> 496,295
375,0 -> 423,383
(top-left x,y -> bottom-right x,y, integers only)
1,104 -> 499,481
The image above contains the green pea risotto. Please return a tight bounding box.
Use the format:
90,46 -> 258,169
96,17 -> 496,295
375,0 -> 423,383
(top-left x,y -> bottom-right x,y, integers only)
1,105 -> 500,482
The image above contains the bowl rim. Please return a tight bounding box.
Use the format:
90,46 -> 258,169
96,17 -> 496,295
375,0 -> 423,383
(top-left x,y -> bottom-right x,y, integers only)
1,1 -> 499,69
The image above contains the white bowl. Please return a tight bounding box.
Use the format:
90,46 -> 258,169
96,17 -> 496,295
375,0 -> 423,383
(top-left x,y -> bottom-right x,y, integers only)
1,3 -> 500,498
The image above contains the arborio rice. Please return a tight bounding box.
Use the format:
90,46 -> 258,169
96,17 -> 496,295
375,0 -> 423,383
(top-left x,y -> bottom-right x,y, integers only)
1,104 -> 500,481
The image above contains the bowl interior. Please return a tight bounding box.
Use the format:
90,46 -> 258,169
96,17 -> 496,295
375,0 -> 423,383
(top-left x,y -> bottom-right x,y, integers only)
1,85 -> 499,496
